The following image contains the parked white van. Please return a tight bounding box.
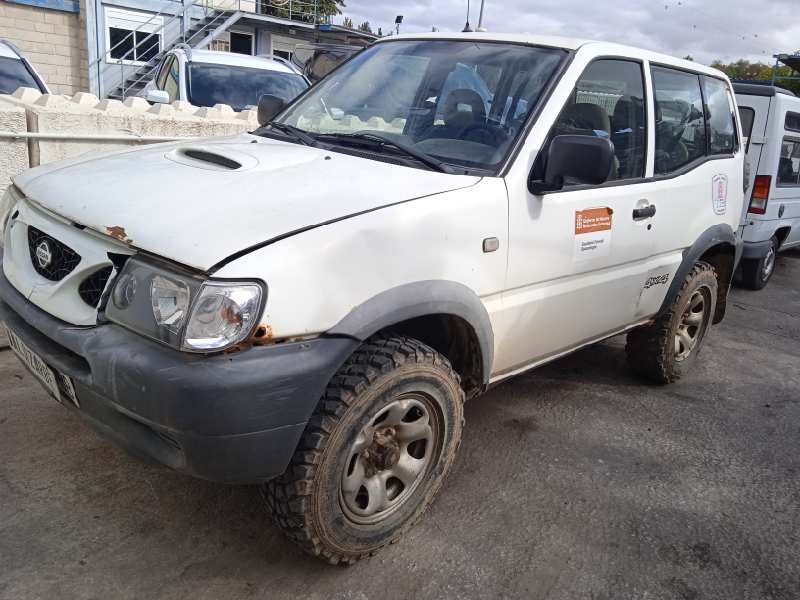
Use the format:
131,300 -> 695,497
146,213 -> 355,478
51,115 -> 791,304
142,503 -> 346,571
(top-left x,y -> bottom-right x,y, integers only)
735,82 -> 800,288
0,33 -> 744,564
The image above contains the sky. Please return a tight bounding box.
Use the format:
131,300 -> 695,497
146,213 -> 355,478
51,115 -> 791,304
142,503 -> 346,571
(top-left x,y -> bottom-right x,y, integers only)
337,0 -> 800,66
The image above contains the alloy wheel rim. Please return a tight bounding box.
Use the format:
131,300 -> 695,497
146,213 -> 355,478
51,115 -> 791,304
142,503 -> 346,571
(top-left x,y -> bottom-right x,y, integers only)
762,246 -> 776,281
675,289 -> 708,361
339,394 -> 439,525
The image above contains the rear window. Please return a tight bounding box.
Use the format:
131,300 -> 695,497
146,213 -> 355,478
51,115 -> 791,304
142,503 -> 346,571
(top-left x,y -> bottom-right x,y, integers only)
738,106 -> 755,152
187,63 -> 308,111
0,56 -> 43,95
785,111 -> 800,133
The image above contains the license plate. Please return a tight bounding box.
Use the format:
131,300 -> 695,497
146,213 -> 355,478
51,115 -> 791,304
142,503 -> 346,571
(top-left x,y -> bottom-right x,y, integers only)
4,323 -> 77,406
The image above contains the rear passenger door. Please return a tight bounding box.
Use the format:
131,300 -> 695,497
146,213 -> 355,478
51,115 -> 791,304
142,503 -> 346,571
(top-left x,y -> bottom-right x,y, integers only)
640,68 -> 743,316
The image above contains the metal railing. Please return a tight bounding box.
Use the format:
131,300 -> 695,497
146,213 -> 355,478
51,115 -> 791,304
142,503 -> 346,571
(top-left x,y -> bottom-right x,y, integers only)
91,0 -> 327,99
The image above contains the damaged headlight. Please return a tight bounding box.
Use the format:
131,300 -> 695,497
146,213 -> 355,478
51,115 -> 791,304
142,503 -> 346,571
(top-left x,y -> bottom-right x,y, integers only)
106,256 -> 265,352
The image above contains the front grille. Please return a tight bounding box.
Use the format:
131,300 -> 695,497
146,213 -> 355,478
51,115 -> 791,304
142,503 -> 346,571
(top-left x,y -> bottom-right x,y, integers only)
78,266 -> 113,308
27,226 -> 81,281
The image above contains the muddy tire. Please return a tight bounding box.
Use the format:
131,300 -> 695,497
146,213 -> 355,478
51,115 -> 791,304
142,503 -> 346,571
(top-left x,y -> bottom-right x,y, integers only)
262,334 -> 465,565
740,235 -> 778,290
626,262 -> 718,384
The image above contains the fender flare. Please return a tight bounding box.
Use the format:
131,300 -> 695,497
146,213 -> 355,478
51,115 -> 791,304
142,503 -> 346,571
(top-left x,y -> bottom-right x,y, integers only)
327,280 -> 494,384
657,223 -> 739,317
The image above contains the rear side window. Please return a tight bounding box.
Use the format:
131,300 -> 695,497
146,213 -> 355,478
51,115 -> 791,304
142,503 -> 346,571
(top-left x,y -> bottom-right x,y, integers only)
786,111 -> 800,133
550,59 -> 647,182
651,66 -> 706,175
738,106 -> 755,152
777,139 -> 800,186
702,76 -> 737,155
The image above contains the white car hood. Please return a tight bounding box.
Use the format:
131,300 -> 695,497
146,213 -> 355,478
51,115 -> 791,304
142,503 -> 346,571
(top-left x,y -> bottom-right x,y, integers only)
14,135 -> 480,271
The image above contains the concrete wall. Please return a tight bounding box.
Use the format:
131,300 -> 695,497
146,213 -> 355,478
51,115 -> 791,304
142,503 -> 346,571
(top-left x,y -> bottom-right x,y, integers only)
0,87 -> 259,194
0,1 -> 90,94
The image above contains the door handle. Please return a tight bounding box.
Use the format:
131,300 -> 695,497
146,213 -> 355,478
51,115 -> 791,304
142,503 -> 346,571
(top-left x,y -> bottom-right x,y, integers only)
632,204 -> 656,220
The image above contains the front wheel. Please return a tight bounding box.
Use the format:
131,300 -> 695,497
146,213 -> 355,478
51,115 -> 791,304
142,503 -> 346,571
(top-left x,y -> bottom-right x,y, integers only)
626,262 -> 718,383
740,235 -> 778,290
263,335 -> 464,564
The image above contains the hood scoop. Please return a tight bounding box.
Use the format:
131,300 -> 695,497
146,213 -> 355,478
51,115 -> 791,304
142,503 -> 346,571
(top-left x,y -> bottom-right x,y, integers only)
165,146 -> 259,172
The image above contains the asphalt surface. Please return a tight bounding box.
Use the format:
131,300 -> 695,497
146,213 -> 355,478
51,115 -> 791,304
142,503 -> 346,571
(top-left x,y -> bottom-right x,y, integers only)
1,252 -> 799,600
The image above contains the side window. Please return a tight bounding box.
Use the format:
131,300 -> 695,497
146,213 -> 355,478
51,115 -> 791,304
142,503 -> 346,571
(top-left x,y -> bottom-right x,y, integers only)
651,66 -> 706,175
738,106 -> 755,152
163,56 -> 180,102
703,76 -> 737,155
777,139 -> 800,186
785,112 -> 800,133
156,55 -> 172,90
550,59 -> 647,182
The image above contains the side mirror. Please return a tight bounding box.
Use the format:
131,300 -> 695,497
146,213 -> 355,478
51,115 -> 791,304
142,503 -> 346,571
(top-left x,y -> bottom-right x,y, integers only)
145,89 -> 170,105
529,134 -> 615,194
257,94 -> 287,126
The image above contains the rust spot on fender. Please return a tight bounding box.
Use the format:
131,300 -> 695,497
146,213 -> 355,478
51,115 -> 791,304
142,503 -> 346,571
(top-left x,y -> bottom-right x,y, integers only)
106,226 -> 133,244
224,323 -> 274,353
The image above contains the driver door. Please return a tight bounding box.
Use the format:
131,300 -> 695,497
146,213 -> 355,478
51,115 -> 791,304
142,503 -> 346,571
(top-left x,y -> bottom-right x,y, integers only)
493,58 -> 658,377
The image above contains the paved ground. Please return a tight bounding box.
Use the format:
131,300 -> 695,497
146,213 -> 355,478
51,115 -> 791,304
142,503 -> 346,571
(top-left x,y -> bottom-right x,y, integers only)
1,252 -> 799,600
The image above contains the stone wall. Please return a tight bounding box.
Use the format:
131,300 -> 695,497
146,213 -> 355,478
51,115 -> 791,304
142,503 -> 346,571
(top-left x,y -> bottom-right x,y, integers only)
0,1 -> 89,95
0,87 -> 259,195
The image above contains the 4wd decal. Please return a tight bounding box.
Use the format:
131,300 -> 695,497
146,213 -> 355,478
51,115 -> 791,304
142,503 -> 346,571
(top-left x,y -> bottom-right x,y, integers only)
712,174 -> 728,215
574,207 -> 613,260
644,274 -> 669,289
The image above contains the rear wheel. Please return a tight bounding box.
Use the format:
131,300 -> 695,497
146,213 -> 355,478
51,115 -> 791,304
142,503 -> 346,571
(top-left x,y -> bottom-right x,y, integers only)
626,262 -> 717,383
263,335 -> 464,564
740,235 -> 778,290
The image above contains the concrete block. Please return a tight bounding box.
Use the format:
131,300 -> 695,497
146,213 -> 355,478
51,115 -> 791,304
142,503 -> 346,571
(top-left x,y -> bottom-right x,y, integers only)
122,97 -> 151,113
71,92 -> 99,107
12,87 -> 42,103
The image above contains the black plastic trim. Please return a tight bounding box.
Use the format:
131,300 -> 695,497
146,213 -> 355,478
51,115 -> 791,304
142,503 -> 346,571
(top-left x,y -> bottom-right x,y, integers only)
327,280 -> 494,384
656,223 -> 738,318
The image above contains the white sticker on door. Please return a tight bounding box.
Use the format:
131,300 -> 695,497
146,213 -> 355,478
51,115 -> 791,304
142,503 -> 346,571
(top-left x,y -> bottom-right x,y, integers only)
712,174 -> 728,215
574,207 -> 613,260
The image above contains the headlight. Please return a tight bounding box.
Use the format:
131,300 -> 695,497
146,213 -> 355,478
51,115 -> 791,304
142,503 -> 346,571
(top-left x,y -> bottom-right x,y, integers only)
106,256 -> 265,352
183,282 -> 262,351
0,186 -> 22,250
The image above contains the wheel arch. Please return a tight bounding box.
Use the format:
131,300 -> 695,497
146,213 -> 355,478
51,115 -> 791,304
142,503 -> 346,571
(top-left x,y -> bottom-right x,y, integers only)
327,281 -> 493,396
658,224 -> 738,325
775,226 -> 791,248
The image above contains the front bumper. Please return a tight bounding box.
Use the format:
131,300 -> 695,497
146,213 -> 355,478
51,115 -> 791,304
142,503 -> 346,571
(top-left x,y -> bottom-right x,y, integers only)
0,271 -> 358,483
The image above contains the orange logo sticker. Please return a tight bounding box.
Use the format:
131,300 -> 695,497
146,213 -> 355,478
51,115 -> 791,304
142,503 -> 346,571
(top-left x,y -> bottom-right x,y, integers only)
575,207 -> 613,235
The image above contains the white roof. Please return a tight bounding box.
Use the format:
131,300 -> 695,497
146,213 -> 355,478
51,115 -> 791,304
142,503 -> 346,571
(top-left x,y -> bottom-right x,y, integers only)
0,40 -> 22,60
378,32 -> 728,79
181,49 -> 296,73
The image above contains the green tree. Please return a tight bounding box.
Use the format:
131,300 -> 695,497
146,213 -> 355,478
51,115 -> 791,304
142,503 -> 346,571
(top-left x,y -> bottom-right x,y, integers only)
342,16 -> 353,28
358,21 -> 373,34
319,0 -> 345,17
710,57 -> 800,95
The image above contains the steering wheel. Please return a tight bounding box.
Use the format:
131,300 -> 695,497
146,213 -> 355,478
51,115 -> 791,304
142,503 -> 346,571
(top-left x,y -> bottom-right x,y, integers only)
460,122 -> 504,146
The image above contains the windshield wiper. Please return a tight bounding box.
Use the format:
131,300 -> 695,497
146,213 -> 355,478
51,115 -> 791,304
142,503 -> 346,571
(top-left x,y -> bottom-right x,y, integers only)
315,132 -> 450,173
260,121 -> 318,147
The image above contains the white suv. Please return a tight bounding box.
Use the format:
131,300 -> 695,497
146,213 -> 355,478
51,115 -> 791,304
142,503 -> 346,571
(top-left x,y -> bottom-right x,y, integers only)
0,33 -> 744,564
141,47 -> 309,111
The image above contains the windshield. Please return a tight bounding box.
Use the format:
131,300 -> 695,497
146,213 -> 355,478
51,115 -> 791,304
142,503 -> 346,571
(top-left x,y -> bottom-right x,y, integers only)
0,56 -> 43,95
187,63 -> 308,111
276,40 -> 566,172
